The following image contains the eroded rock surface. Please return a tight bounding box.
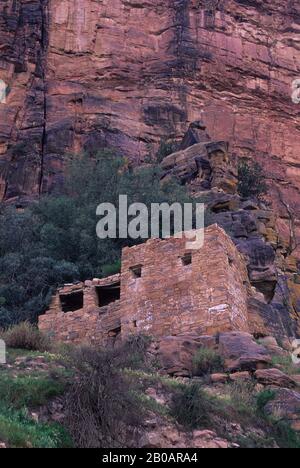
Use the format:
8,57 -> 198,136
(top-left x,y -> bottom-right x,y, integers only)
218,331 -> 272,372
0,1 -> 299,254
254,368 -> 297,389
265,388 -> 300,432
156,334 -> 215,377
139,420 -> 230,449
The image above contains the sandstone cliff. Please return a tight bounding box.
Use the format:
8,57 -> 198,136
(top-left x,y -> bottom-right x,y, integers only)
0,0 -> 300,252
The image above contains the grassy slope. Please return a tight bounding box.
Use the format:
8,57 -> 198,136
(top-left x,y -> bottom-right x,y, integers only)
0,348 -> 73,448
0,346 -> 299,448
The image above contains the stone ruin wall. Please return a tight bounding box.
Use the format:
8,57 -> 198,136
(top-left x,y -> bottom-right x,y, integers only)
121,225 -> 251,338
39,225 -> 252,345
38,274 -> 122,346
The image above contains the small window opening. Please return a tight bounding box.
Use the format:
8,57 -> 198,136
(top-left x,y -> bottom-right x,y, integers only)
182,253 -> 192,266
133,320 -> 137,328
96,282 -> 121,308
60,291 -> 84,313
130,265 -> 142,278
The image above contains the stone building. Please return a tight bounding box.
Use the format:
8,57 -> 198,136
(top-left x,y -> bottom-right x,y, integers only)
38,225 -> 252,346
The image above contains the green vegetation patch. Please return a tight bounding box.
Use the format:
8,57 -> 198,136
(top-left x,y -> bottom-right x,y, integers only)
0,373 -> 66,409
0,404 -> 72,448
192,347 -> 224,376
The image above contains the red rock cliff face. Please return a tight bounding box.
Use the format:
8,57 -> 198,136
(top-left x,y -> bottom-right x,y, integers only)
0,0 -> 300,251
0,0 -> 48,200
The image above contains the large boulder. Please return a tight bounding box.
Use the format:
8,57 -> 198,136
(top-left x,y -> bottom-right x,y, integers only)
264,388 -> 300,431
161,135 -> 237,194
254,369 -> 297,389
157,335 -> 215,377
218,332 -> 271,372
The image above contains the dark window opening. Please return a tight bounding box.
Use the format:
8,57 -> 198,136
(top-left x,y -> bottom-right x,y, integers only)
182,253 -> 192,266
130,265 -> 142,278
60,291 -> 84,313
96,282 -> 121,307
133,320 -> 137,328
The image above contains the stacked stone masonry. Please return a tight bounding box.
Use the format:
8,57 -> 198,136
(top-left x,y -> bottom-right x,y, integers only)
39,225 -> 252,345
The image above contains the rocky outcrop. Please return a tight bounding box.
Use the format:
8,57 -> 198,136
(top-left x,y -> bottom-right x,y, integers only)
161,137 -> 238,194
264,388 -> 300,432
139,422 -> 229,449
254,368 -> 297,389
0,0 -> 48,201
155,334 -> 215,377
153,331 -> 275,376
218,331 -> 272,372
0,1 -> 299,255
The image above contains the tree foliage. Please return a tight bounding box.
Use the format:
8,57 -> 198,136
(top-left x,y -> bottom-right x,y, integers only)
0,151 -> 191,327
237,160 -> 268,199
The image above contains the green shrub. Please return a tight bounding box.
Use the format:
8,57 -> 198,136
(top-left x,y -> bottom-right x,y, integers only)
238,160 -> 268,199
121,334 -> 151,370
170,383 -> 216,430
271,355 -> 300,376
256,390 -> 300,448
256,389 -> 276,415
236,433 -> 276,449
0,374 -> 66,409
192,347 -> 224,376
1,322 -> 51,352
0,404 -> 72,448
273,420 -> 300,449
227,381 -> 257,419
101,260 -> 121,277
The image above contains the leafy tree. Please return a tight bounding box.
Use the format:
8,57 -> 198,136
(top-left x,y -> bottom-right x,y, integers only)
0,150 -> 193,328
238,160 -> 268,199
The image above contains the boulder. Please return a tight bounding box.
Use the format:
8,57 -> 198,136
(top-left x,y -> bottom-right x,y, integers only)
218,332 -> 272,372
292,375 -> 300,387
257,337 -> 287,356
208,193 -> 240,214
254,369 -> 297,389
161,137 -> 237,194
211,373 -> 229,384
139,420 -> 230,448
264,388 -> 300,431
229,371 -> 251,382
192,430 -> 229,449
157,335 -> 216,377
